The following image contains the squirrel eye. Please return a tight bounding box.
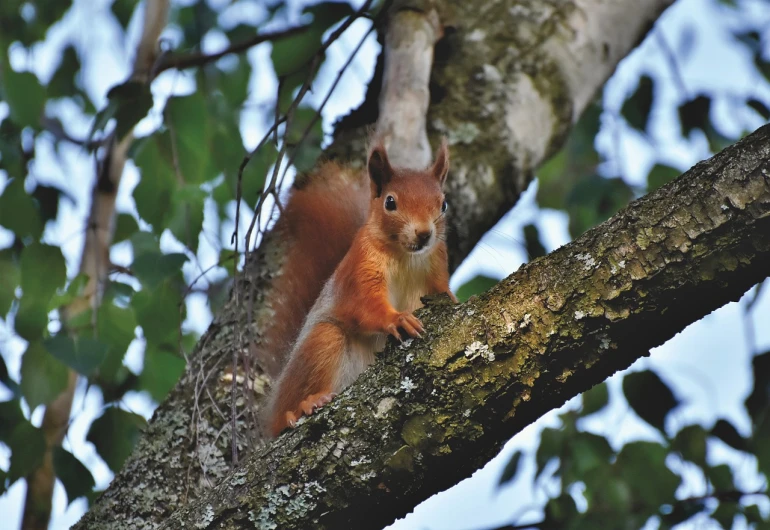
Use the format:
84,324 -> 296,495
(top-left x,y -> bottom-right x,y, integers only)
385,195 -> 397,211
441,200 -> 448,213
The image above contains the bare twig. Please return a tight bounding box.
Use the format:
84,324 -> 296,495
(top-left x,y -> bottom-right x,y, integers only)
154,25 -> 309,76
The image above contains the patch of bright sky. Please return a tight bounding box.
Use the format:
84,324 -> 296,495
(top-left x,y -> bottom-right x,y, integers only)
1,0 -> 769,528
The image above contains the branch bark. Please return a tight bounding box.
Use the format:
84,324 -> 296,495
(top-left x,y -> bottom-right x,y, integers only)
73,0 -> 675,527
161,122 -> 770,530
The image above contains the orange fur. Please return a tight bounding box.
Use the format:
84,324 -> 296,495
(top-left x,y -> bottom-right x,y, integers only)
267,140 -> 455,437
258,163 -> 369,375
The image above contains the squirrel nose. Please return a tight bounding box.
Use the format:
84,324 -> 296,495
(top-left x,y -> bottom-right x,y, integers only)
416,230 -> 433,247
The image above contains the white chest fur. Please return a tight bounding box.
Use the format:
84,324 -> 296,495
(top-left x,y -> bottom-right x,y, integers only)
388,253 -> 431,313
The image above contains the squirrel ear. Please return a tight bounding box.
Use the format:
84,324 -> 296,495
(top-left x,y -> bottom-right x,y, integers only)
368,143 -> 393,197
431,138 -> 449,186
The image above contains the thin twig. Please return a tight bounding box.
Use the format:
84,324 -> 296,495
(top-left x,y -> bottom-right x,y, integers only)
155,25 -> 309,75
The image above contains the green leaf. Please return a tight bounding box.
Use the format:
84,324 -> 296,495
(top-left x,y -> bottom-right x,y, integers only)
218,55 -> 252,108
0,250 -> 20,316
20,340 -> 70,410
97,302 -> 137,382
14,298 -> 48,341
537,103 -> 601,211
132,252 -> 188,289
748,99 -> 770,121
0,63 -> 46,128
615,441 -> 680,508
621,74 -> 654,132
455,275 -> 498,302
21,242 -> 67,302
711,502 -> 738,530
581,383 -> 609,416
32,184 -> 69,224
622,370 -> 679,434
536,427 -> 564,477
238,142 -> 277,210
545,493 -> 578,523
132,280 -> 183,345
566,175 -> 633,239
743,504 -> 764,525
130,231 -> 161,257
678,95 -> 711,138
86,407 -> 146,472
133,132 -> 176,230
706,464 -> 734,492
114,213 -> 139,244
103,280 -> 135,305
0,119 -> 24,178
7,421 -> 46,483
0,399 -> 24,442
48,45 -> 81,99
752,412 -> 770,480
49,273 -> 89,310
111,0 -> 136,29
498,451 -> 522,487
164,92 -> 211,184
168,185 -> 205,253
53,447 -> 95,505
271,31 -> 321,78
745,351 -> 770,425
286,106 -> 324,172
672,424 -> 707,466
91,80 -> 153,141
138,347 -> 185,402
567,431 -> 613,481
522,223 -> 546,260
44,335 -> 109,376
647,164 -> 681,192
0,178 -> 44,240
710,418 -> 748,452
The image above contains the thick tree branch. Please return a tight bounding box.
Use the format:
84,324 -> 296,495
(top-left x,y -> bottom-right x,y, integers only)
158,123 -> 770,530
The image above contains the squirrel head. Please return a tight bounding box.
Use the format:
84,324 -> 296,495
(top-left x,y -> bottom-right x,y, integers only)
366,139 -> 450,255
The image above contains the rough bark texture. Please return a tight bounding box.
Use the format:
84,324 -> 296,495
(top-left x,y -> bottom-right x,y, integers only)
73,0 -> 675,528
155,123 -> 770,530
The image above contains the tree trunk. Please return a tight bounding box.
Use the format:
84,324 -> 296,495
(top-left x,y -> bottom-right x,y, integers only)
73,0 -> 680,528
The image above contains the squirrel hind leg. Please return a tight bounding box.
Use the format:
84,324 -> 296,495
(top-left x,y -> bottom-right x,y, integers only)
269,322 -> 346,437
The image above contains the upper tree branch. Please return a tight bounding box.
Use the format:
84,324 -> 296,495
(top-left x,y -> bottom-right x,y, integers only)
157,123 -> 770,530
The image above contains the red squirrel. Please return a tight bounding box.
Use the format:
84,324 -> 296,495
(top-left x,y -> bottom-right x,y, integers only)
265,140 -> 456,437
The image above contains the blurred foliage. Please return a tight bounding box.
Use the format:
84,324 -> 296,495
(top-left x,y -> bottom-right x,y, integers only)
0,0 -> 369,506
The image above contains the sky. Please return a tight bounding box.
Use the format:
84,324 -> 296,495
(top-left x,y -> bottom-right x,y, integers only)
1,0 -> 770,528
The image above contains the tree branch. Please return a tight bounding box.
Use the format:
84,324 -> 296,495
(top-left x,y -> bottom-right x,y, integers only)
81,112 -> 770,528
153,25 -> 309,76
157,123 -> 770,530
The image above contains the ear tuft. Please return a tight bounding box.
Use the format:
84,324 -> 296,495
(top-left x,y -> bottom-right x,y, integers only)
432,138 -> 450,185
368,143 -> 393,197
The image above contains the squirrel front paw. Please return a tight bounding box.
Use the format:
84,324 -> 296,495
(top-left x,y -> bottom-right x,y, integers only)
384,311 -> 424,341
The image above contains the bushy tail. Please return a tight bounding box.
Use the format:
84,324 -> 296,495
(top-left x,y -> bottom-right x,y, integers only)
258,162 -> 369,376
